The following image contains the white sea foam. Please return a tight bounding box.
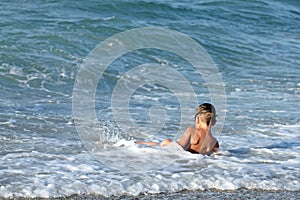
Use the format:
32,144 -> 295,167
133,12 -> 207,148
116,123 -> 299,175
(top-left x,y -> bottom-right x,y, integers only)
1,130 -> 299,198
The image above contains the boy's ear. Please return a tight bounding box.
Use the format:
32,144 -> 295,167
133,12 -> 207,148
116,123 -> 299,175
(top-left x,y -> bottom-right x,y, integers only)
211,119 -> 216,126
196,115 -> 200,123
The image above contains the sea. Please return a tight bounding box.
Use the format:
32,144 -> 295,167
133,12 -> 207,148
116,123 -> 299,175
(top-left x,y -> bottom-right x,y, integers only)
0,0 -> 299,199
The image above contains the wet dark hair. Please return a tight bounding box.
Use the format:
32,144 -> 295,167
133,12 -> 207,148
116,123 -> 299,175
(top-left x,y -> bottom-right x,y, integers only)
194,103 -> 217,125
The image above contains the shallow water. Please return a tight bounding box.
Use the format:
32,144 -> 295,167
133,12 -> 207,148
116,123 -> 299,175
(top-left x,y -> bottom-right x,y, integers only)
0,0 -> 299,198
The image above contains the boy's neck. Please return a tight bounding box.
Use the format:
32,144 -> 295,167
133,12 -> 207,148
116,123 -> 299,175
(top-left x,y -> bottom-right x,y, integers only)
196,122 -> 210,133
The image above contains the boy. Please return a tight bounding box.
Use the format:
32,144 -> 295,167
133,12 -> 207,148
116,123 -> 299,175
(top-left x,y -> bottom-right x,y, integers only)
135,103 -> 219,155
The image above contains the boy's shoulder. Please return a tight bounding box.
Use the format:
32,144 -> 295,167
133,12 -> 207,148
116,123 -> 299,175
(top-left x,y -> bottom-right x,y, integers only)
186,126 -> 196,131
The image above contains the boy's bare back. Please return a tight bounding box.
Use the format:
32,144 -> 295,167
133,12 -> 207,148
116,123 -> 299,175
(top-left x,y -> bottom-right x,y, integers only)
136,103 -> 219,155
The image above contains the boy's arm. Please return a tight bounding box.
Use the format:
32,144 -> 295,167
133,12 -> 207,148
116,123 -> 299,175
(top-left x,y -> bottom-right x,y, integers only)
177,127 -> 193,151
135,141 -> 159,146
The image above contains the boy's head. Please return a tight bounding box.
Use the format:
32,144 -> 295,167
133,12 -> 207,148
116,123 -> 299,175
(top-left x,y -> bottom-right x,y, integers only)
194,103 -> 217,126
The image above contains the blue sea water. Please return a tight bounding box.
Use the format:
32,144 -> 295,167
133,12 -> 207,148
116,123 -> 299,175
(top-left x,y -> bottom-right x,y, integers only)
0,0 -> 299,198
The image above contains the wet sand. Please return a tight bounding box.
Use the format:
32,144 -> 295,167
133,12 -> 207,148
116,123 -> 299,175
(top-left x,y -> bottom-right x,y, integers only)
5,189 -> 299,200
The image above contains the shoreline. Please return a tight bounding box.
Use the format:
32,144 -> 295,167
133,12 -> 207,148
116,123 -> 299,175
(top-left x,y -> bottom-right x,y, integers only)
4,189 -> 300,200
